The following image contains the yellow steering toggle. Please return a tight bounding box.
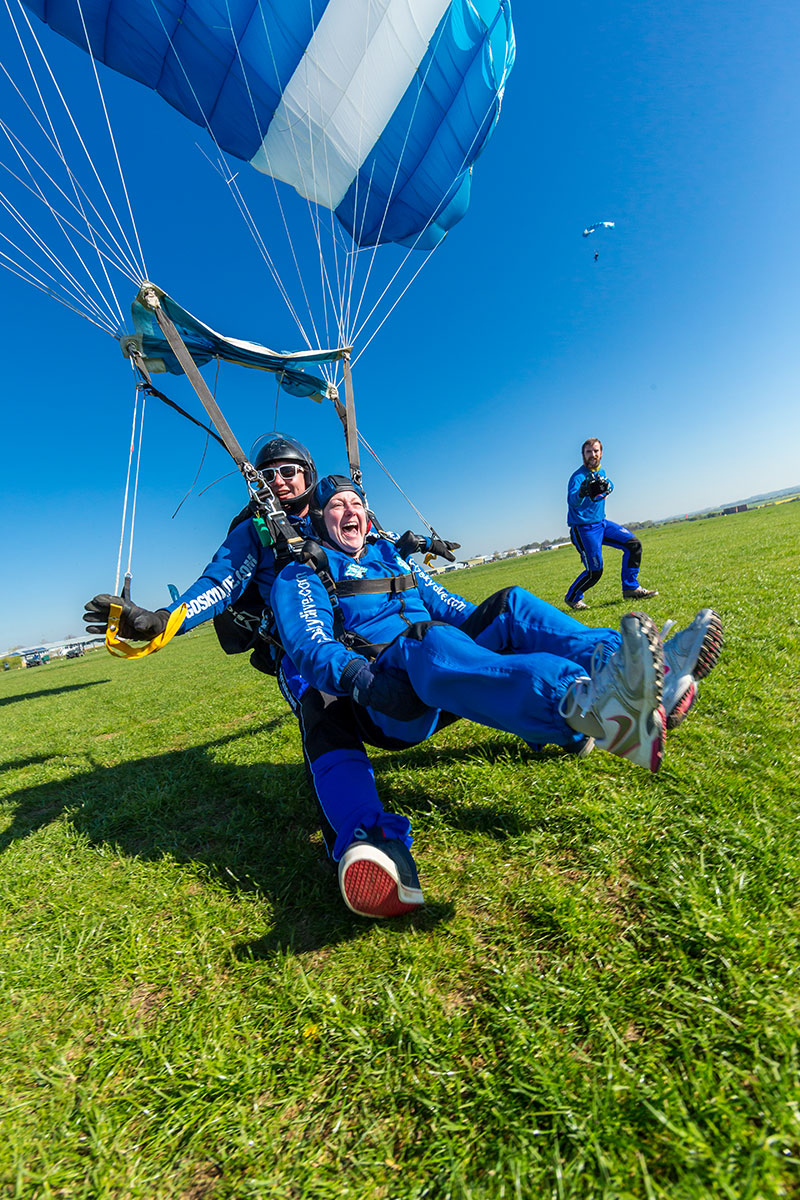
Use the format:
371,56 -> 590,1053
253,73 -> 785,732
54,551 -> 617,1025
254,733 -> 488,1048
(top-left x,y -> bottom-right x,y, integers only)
105,604 -> 187,659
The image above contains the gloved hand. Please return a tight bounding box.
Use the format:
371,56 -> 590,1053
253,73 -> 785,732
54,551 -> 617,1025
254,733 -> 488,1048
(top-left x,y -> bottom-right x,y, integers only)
588,476 -> 611,500
339,657 -> 428,721
395,530 -> 461,563
83,594 -> 170,639
580,475 -> 610,500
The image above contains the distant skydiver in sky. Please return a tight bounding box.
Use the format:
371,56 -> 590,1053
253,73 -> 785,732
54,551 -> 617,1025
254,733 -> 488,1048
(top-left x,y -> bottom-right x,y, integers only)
565,438 -> 659,612
82,434 -> 459,893
270,477 -> 722,921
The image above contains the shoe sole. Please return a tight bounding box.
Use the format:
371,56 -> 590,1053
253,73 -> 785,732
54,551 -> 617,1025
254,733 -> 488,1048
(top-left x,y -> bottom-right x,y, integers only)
625,611 -> 665,706
339,850 -> 424,919
666,680 -> 697,730
664,609 -> 723,728
616,612 -> 665,772
649,704 -> 666,772
692,610 -> 723,681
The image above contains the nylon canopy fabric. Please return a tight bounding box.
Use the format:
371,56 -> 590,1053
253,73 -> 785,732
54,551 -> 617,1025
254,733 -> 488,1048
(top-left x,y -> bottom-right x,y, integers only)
129,288 -> 342,400
22,0 -> 514,248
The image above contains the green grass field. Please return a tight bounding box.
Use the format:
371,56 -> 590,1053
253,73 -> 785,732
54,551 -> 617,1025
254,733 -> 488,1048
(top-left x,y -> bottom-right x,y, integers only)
2,503 -> 799,1199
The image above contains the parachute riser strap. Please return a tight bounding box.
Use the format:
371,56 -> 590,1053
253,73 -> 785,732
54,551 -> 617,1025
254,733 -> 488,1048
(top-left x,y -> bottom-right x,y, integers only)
150,297 -> 248,469
106,604 -> 187,658
341,355 -> 362,489
141,289 -> 304,559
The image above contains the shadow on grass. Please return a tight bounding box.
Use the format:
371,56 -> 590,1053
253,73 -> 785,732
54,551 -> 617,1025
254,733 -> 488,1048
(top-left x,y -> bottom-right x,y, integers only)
0,717 -> 457,954
370,736 -> 588,840
0,679 -> 110,707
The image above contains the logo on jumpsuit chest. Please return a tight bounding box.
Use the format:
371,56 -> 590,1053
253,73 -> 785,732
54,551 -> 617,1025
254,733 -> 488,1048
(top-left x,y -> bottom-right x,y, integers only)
343,562 -> 368,580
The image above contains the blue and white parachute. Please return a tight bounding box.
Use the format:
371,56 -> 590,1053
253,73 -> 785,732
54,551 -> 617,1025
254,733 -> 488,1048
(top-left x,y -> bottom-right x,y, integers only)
582,220 -> 615,237
21,0 -> 514,250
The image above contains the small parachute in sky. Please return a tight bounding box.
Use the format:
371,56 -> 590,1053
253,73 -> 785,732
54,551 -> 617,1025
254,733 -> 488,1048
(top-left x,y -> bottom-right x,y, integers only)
582,220 -> 615,261
582,221 -> 616,237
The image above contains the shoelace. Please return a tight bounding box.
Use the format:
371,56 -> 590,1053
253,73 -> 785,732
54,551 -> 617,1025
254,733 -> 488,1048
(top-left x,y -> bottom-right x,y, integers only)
659,619 -> 676,641
559,641 -> 613,720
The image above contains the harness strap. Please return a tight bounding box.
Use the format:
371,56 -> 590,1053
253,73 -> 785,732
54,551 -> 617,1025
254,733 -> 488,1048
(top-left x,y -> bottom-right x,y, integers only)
335,573 -> 417,597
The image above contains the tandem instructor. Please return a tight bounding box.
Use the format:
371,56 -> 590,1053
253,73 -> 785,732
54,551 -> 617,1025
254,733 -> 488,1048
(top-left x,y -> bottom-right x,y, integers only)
565,437 -> 658,611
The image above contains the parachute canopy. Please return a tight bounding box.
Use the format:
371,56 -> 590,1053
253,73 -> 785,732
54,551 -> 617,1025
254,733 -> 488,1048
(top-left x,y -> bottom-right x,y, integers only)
582,221 -> 615,237
22,0 -> 515,250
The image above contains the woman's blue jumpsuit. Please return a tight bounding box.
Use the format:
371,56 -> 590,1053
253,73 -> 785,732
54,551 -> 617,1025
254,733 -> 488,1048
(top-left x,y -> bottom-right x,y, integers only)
272,539 -> 622,859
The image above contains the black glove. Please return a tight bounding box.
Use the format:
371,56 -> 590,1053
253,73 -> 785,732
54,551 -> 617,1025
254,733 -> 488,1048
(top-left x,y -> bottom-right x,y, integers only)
579,475 -> 610,500
395,530 -> 461,563
339,657 -> 428,722
83,594 -> 170,639
588,476 -> 611,499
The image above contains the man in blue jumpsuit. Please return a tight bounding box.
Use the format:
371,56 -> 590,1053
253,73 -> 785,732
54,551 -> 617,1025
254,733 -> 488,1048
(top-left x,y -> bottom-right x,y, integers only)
565,437 -> 658,611
271,477 -> 697,921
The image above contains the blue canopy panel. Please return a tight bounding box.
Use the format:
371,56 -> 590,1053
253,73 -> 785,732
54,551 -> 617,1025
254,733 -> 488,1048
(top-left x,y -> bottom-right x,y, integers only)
126,288 -> 344,402
23,0 -> 514,248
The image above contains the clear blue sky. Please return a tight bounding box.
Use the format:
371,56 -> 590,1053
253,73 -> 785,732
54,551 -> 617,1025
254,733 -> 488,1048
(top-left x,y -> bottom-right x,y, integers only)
1,1 -> 798,651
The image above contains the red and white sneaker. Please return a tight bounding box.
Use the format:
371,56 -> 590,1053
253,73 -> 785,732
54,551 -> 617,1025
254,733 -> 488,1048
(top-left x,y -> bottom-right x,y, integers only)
560,612 -> 666,773
662,609 -> 723,730
338,828 -> 424,919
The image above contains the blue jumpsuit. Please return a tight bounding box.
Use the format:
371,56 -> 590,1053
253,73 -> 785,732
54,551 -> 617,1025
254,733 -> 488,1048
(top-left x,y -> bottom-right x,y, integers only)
271,539 -> 622,859
565,466 -> 643,603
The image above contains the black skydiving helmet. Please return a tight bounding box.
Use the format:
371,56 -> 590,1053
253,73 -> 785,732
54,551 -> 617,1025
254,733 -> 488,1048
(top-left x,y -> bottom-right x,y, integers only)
249,432 -> 317,509
308,475 -> 368,542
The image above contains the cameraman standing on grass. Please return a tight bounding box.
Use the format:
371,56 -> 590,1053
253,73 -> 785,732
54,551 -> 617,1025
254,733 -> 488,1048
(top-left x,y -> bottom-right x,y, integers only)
565,437 -> 658,611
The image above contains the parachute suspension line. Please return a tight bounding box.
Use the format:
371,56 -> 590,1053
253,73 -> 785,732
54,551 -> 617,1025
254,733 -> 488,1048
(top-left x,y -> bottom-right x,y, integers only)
357,429 -> 438,538
125,382 -> 148,582
254,0 -> 346,350
11,0 -> 145,284
343,162 -> 381,350
198,148 -> 314,350
4,0 -> 128,331
0,183 -> 120,331
0,120 -> 144,286
145,0 -> 332,356
348,14 -> 511,355
340,6 -> 384,351
211,6 -> 316,349
191,2 -> 323,351
113,370 -> 142,595
0,242 -> 113,331
351,242 -> 440,368
350,83 -> 506,356
72,0 -> 148,280
344,9 -> 452,349
170,356 -> 221,521
0,75 -> 145,283
303,0 -> 382,354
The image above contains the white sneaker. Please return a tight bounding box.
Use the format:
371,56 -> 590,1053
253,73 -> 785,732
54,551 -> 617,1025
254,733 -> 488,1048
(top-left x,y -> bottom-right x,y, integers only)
560,612 -> 666,772
661,609 -> 723,730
